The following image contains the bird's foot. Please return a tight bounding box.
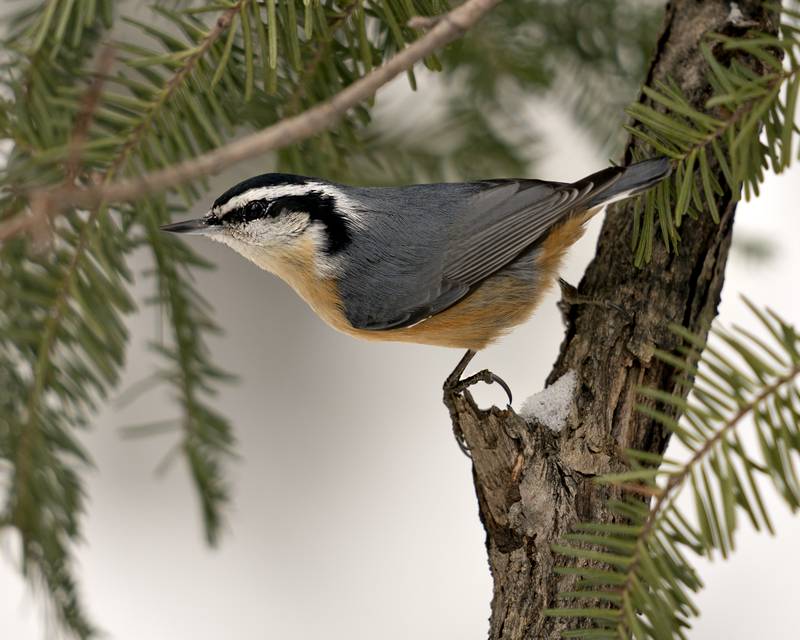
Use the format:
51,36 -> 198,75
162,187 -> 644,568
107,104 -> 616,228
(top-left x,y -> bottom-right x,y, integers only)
443,349 -> 513,456
449,369 -> 513,406
557,277 -> 629,324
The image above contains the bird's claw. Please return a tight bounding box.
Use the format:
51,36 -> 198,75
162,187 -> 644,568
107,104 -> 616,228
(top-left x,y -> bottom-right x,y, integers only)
443,349 -> 514,456
450,369 -> 513,406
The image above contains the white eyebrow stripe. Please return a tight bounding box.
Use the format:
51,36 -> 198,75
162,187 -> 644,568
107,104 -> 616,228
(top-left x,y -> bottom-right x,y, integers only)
214,182 -> 365,227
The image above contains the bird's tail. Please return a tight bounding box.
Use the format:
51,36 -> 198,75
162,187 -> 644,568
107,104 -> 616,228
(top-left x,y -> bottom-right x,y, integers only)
584,157 -> 672,209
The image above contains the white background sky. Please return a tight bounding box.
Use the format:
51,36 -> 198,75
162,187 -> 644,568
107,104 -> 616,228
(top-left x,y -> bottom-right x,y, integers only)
2,60 -> 800,640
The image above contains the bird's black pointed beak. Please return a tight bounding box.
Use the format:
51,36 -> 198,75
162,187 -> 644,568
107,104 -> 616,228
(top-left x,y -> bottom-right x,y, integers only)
160,218 -> 211,235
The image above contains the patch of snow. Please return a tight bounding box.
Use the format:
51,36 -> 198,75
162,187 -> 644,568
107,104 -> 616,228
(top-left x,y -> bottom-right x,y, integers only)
519,370 -> 577,433
727,3 -> 754,27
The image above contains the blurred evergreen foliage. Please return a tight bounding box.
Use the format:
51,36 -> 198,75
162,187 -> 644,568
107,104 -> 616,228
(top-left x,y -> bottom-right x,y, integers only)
1,0 -> 799,638
0,1 -> 661,635
10,0 -> 800,638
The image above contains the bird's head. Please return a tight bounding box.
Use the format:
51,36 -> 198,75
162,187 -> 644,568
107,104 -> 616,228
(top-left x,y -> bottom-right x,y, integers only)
161,173 -> 357,273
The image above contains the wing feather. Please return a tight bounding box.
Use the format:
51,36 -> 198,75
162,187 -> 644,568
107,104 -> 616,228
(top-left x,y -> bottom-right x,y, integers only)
347,169 -> 624,331
443,185 -> 589,283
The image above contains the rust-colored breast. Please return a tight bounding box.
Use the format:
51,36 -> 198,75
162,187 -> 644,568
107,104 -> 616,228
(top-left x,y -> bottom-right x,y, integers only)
259,209 -> 598,351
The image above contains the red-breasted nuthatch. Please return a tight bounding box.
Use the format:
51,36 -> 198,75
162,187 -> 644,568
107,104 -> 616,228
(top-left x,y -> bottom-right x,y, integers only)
162,158 -> 670,405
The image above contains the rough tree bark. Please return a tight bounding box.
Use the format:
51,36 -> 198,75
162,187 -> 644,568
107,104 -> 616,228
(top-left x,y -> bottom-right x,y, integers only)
446,2 -> 779,638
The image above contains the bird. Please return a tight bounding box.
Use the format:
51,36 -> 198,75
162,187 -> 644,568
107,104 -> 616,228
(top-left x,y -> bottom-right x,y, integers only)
162,157 -> 671,414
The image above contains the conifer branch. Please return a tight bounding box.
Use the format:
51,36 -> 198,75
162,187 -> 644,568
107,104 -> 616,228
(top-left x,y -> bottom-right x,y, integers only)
0,0 -> 247,239
65,45 -> 116,182
625,11 -> 800,264
13,0 -> 248,500
111,0 -> 249,175
283,2 -> 362,116
550,301 -> 800,639
0,0 -> 502,241
614,361 -> 800,638
4,2 -> 255,634
2,5 -> 119,635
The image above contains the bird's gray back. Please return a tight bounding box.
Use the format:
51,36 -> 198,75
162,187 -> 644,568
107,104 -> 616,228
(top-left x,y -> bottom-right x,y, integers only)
338,182 -> 479,329
336,178 -> 572,330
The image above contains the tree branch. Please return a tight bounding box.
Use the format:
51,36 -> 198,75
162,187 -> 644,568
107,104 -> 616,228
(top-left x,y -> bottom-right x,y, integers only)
445,2 -> 780,638
0,0 -> 502,242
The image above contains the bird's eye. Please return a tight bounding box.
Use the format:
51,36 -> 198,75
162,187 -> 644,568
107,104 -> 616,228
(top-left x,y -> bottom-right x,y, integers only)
245,201 -> 267,218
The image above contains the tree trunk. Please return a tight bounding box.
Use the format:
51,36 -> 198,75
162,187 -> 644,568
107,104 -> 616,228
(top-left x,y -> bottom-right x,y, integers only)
446,2 -> 779,638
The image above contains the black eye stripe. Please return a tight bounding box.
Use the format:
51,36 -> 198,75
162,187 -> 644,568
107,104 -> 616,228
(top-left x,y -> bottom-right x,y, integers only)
222,199 -> 270,225
215,191 -> 352,254
270,193 -> 351,254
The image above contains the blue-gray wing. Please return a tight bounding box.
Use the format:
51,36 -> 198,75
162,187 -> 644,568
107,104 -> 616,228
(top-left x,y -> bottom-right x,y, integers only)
344,170 -> 623,331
